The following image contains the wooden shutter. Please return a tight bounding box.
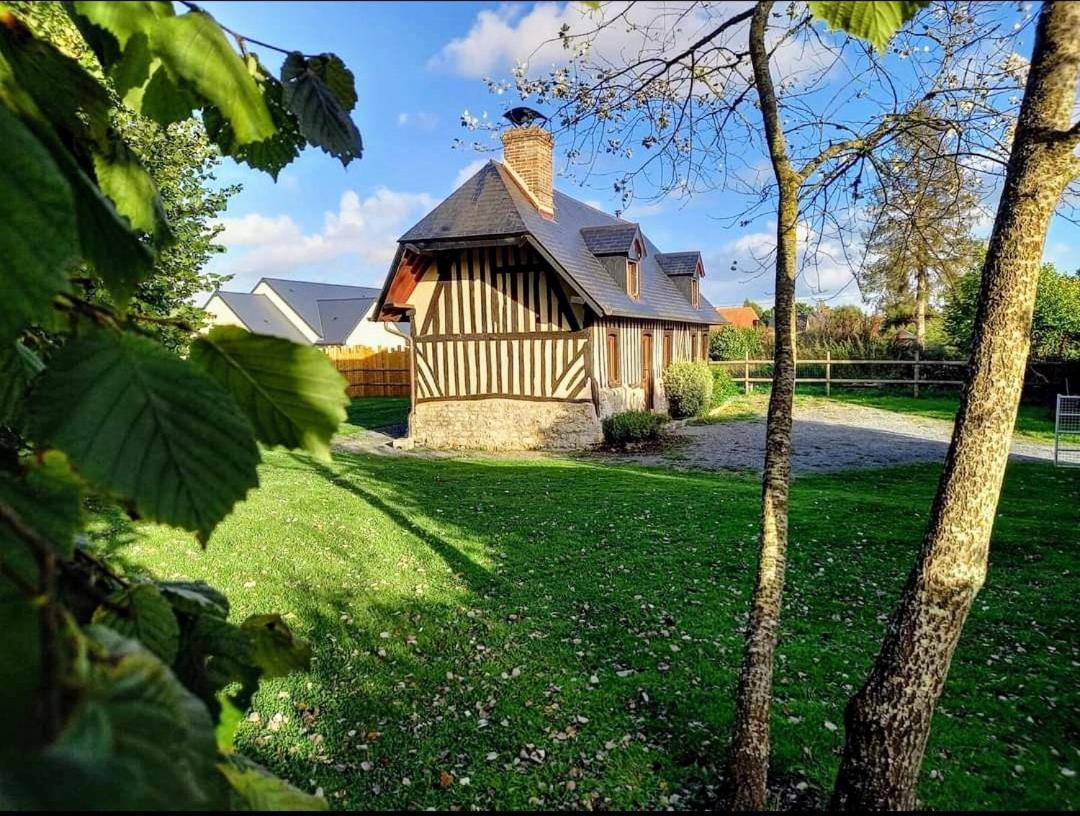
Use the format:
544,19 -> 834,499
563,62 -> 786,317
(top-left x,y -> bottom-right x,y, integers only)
606,331 -> 620,385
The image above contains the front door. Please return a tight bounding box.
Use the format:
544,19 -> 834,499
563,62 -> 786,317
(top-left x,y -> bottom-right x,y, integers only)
641,332 -> 654,409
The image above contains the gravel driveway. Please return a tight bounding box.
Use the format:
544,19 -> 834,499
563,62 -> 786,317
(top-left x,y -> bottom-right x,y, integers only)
615,400 -> 1054,474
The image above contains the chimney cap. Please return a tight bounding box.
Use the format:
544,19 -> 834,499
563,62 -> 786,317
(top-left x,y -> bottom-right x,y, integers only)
503,107 -> 548,128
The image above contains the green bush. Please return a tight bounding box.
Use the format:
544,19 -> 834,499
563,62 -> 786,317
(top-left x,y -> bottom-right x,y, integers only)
662,360 -> 713,418
709,325 -> 764,360
946,263 -> 1080,360
711,365 -> 739,407
602,410 -> 666,445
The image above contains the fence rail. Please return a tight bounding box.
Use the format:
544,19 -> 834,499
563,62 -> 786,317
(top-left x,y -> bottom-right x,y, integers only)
712,351 -> 965,397
323,344 -> 411,398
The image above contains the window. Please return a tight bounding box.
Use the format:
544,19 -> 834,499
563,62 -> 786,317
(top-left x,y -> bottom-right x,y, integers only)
626,260 -> 640,300
662,332 -> 673,368
690,277 -> 700,309
701,331 -> 709,360
606,331 -> 620,385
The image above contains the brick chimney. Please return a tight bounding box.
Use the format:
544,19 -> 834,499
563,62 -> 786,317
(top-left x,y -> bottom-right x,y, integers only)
501,126 -> 555,218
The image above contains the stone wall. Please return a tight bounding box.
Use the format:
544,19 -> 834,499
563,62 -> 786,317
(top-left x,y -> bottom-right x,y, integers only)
413,398 -> 602,451
596,385 -> 648,419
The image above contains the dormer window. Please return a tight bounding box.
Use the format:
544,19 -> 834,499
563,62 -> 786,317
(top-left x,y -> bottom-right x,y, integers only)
626,260 -> 641,300
690,277 -> 700,309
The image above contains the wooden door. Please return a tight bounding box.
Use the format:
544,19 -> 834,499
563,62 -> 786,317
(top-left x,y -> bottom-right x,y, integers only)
641,332 -> 654,409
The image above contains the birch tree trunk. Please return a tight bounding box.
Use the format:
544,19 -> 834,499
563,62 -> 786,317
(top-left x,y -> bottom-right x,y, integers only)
833,2 -> 1080,809
731,2 -> 799,808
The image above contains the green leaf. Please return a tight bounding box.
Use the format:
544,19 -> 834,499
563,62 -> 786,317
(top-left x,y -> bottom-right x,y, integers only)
219,754 -> 328,811
172,613 -> 255,716
159,581 -> 229,619
214,694 -> 244,752
0,578 -> 41,753
0,341 -> 44,426
0,22 -> 112,144
21,625 -> 231,810
29,327 -> 260,542
0,105 -> 77,342
15,114 -> 156,308
149,10 -> 275,145
308,54 -> 357,112
67,155 -> 156,305
0,452 -> 83,566
203,56 -> 305,179
808,1 -> 928,52
190,326 -> 348,461
281,51 -> 363,166
110,33 -> 198,128
92,583 -> 181,664
241,613 -> 312,678
70,1 -> 174,52
92,136 -> 169,240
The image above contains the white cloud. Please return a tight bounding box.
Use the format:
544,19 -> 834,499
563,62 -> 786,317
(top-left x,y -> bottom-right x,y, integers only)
431,2 -> 817,85
454,158 -> 488,188
215,188 -> 437,290
397,111 -> 439,130
704,222 -> 865,308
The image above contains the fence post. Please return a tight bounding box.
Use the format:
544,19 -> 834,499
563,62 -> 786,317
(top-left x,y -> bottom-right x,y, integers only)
825,349 -> 831,397
913,348 -> 920,398
744,351 -> 751,395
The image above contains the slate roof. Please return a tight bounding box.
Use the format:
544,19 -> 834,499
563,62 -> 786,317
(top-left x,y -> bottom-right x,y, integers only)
655,252 -> 702,277
579,223 -> 641,256
316,297 -> 376,345
207,279 -> 406,345
393,161 -> 713,325
212,292 -> 309,343
259,278 -> 381,338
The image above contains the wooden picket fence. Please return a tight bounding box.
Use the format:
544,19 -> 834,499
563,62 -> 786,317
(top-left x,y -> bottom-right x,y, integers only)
323,344 -> 411,398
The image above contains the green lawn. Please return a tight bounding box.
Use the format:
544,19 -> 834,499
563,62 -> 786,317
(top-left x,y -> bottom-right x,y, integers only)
341,397 -> 410,434
89,437 -> 1078,809
701,388 -> 1058,442
805,388 -> 1058,442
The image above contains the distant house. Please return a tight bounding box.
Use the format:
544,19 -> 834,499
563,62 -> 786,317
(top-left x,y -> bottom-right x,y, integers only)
372,125 -> 715,450
715,305 -> 761,329
203,277 -> 408,348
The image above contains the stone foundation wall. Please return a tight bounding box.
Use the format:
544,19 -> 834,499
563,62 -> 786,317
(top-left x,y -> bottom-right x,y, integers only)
413,398 -> 602,451
596,385 -> 647,419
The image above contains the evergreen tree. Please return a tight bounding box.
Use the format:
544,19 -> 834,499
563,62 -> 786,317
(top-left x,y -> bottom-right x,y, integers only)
860,110 -> 982,348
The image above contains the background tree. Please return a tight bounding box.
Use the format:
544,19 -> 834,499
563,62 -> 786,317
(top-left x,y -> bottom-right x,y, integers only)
947,260 -> 1080,361
859,109 -> 982,348
833,1 -> 1080,808
0,0 -> 364,808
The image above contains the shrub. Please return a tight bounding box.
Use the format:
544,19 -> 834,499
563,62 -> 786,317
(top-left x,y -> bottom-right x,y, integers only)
711,365 -> 739,407
602,410 -> 666,445
709,324 -> 763,360
946,263 -> 1080,360
662,360 -> 713,418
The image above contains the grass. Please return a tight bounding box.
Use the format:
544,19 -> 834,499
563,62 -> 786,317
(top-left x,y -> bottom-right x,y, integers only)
700,387 -> 1058,442
89,425 -> 1079,810
340,397 -> 410,435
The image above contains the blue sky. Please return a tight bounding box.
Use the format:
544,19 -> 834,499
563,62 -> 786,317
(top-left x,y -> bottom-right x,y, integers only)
201,1 -> 1077,309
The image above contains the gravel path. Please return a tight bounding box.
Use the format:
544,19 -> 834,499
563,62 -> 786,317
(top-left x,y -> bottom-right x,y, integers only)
334,402 -> 1054,474
615,401 -> 1054,473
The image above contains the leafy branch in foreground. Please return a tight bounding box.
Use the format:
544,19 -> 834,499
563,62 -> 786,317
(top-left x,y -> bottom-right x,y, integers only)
0,1 -> 356,809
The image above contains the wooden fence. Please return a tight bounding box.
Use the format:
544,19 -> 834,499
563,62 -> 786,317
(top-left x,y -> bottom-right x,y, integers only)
323,345 -> 411,398
712,351 -> 966,397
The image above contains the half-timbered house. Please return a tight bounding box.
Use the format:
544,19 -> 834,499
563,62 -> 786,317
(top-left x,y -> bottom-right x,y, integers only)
373,125 -> 715,449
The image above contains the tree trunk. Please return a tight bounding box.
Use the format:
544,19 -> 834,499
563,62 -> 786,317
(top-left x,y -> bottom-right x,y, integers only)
915,268 -> 928,349
731,2 -> 799,809
833,2 -> 1080,809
